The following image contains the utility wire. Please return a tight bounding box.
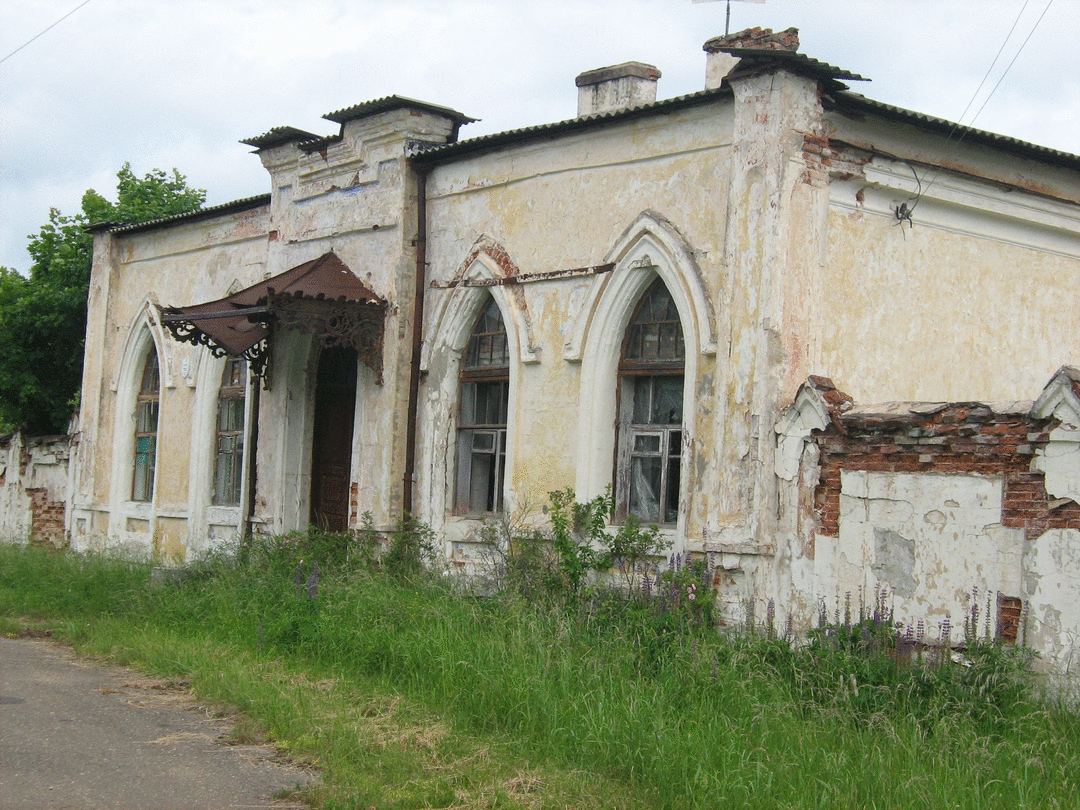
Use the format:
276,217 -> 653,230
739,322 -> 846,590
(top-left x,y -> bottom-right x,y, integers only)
0,0 -> 93,66
966,0 -> 1055,131
905,0 -> 1054,215
950,0 -> 1032,133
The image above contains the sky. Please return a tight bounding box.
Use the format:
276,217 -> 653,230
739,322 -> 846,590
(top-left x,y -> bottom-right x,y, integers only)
2,0 -> 1078,273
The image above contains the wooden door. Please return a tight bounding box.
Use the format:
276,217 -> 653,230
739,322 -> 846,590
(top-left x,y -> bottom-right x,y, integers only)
310,346 -> 357,531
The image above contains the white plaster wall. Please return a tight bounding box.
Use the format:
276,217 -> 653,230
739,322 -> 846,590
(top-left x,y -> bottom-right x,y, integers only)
825,470 -> 1024,637
1024,529 -> 1080,675
75,208 -> 272,560
816,130 -> 1080,405
75,102 -> 453,557
419,102 -> 735,553
0,434 -> 70,545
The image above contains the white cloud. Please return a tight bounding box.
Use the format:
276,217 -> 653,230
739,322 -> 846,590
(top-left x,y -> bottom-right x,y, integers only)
2,0 -> 1077,272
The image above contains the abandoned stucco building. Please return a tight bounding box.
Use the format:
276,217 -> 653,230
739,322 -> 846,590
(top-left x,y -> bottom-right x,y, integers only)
24,28 -> 1080,667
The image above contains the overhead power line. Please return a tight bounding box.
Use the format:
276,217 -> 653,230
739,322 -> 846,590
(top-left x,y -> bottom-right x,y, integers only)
0,0 -> 93,67
902,0 -> 1055,220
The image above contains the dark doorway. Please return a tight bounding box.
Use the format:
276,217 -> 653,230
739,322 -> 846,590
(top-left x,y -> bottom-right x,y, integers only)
310,346 -> 357,531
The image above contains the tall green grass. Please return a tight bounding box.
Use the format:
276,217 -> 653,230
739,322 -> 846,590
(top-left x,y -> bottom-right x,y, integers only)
3,535 -> 1080,810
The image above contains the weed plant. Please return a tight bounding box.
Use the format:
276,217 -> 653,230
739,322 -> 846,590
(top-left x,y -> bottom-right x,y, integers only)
3,496 -> 1080,809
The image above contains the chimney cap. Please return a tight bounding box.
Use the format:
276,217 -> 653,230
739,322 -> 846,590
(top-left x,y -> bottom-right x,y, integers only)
576,61 -> 662,88
703,27 -> 800,54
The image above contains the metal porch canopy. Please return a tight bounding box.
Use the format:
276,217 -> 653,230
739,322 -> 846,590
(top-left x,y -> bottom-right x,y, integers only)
158,251 -> 386,381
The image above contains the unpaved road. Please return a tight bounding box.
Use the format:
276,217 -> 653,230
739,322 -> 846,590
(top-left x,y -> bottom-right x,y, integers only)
0,636 -> 316,809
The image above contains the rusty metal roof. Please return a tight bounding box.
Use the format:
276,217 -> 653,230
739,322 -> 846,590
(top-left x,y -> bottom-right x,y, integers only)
159,251 -> 385,358
236,251 -> 384,307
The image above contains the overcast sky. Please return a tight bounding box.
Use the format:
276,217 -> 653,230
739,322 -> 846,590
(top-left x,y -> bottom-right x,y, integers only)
2,0 -> 1078,273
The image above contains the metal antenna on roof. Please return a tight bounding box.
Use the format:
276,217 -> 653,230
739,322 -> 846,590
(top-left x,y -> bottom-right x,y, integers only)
692,0 -> 767,37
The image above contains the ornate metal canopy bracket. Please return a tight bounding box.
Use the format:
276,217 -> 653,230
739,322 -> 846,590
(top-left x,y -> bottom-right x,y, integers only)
269,294 -> 386,383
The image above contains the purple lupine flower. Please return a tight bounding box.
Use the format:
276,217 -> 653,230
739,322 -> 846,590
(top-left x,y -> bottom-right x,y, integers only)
307,561 -> 320,600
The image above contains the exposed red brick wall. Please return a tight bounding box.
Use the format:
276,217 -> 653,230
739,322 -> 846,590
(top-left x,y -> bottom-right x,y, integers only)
705,27 -> 801,53
801,135 -> 869,188
812,405 -> 1080,544
27,487 -> 66,547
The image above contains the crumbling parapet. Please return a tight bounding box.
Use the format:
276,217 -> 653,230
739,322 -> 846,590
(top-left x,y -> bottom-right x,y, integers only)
0,431 -> 72,546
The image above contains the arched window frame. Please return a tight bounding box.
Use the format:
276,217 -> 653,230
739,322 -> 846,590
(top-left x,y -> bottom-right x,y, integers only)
132,347 -> 160,502
455,295 -> 510,515
616,278 -> 686,524
420,245 -> 529,527
568,212 -> 714,533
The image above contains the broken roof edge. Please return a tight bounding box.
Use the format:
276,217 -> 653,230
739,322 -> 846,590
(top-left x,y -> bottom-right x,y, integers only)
720,48 -> 868,83
828,91 -> 1080,173
87,194 -> 271,237
843,400 -> 1035,419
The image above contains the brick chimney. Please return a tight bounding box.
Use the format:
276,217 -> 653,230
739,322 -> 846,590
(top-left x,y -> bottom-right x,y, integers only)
576,62 -> 661,117
702,27 -> 800,89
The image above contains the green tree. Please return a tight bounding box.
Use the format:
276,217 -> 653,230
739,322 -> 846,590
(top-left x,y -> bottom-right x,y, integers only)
0,164 -> 205,434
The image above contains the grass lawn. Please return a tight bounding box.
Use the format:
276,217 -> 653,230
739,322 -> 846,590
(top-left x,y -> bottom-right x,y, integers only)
3,532 -> 1079,810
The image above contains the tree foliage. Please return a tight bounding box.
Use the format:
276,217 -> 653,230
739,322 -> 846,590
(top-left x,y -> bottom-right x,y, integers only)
0,164 -> 205,434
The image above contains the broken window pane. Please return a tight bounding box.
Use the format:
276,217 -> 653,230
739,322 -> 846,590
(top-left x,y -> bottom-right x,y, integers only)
629,456 -> 662,524
618,278 -> 686,525
458,296 -> 510,515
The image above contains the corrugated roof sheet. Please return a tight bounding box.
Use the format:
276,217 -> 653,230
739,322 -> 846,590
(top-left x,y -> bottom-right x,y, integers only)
90,194 -> 271,236
721,48 -> 867,82
829,91 -> 1080,171
241,126 -> 321,149
323,95 -> 476,126
410,86 -> 732,163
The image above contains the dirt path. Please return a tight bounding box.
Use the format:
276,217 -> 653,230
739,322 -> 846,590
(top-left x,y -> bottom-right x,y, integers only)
0,635 -> 316,809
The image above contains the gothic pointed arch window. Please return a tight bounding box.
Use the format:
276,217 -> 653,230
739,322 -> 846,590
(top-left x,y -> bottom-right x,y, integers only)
132,347 -> 160,502
213,357 -> 247,506
617,277 -> 684,524
456,296 -> 509,515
